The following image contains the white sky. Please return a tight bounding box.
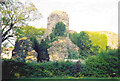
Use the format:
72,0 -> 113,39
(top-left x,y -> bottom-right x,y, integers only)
20,0 -> 119,34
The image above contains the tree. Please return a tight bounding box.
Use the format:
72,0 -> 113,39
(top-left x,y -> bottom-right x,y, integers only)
0,0 -> 42,43
69,31 -> 108,59
69,31 -> 93,59
30,36 -> 50,62
0,19 -> 2,54
77,31 -> 93,58
49,22 -> 66,41
86,31 -> 107,52
15,25 -> 46,39
53,22 -> 66,36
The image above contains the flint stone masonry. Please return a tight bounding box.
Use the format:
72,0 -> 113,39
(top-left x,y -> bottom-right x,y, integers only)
41,11 -> 80,61
12,37 -> 38,62
48,37 -> 79,61
43,11 -> 69,38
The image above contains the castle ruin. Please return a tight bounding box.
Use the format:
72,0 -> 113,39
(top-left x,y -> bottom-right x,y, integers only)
43,10 -> 69,38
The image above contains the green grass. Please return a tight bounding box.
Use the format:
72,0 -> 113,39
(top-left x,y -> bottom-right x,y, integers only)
24,76 -> 120,79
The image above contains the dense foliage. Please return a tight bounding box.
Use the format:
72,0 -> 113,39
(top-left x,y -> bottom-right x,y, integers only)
1,0 -> 118,79
30,37 -> 50,62
2,49 -> 119,79
15,26 -> 46,39
83,49 -> 119,77
0,0 -> 41,43
28,22 -> 66,62
67,49 -> 79,59
69,31 -> 108,59
53,22 -> 66,36
86,31 -> 107,52
2,59 -> 80,79
50,22 -> 66,40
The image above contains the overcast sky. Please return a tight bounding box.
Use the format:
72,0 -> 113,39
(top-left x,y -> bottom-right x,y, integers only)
20,0 -> 119,34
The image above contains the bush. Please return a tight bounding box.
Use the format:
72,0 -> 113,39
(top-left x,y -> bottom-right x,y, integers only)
3,49 -> 118,79
2,59 -> 27,79
67,49 -> 79,59
83,49 -> 119,77
2,59 -> 82,79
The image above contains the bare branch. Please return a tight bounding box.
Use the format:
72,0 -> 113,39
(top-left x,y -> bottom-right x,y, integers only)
2,23 -> 14,38
7,39 -> 15,46
2,35 -> 13,42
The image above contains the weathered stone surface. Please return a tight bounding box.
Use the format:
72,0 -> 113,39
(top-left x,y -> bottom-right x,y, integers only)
12,37 -> 38,62
40,10 -> 79,61
48,37 -> 79,61
43,10 -> 69,39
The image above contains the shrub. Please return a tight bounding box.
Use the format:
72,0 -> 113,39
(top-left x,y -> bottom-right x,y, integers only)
2,59 -> 79,79
2,59 -> 27,79
67,49 -> 79,59
3,50 -> 118,79
83,49 -> 119,77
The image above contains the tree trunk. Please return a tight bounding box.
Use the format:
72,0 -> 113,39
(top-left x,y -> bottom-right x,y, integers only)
0,21 -> 1,55
0,20 -> 2,81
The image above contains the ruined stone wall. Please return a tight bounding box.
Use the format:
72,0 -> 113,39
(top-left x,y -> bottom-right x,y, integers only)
43,11 -> 69,38
41,11 -> 80,61
48,37 -> 79,61
12,37 -> 38,62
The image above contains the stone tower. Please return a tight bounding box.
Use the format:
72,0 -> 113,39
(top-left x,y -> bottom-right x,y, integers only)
43,10 -> 69,38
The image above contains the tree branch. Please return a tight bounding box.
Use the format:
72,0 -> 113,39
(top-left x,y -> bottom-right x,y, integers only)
2,35 -> 13,42
7,39 -> 15,46
2,23 -> 14,38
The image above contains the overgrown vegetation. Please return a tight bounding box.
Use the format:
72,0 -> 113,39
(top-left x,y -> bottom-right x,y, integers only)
2,49 -> 119,79
50,22 -> 66,40
69,31 -> 108,59
1,0 -> 119,79
86,31 -> 108,52
30,36 -> 50,62
67,49 -> 79,59
27,22 -> 66,62
83,49 -> 119,77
